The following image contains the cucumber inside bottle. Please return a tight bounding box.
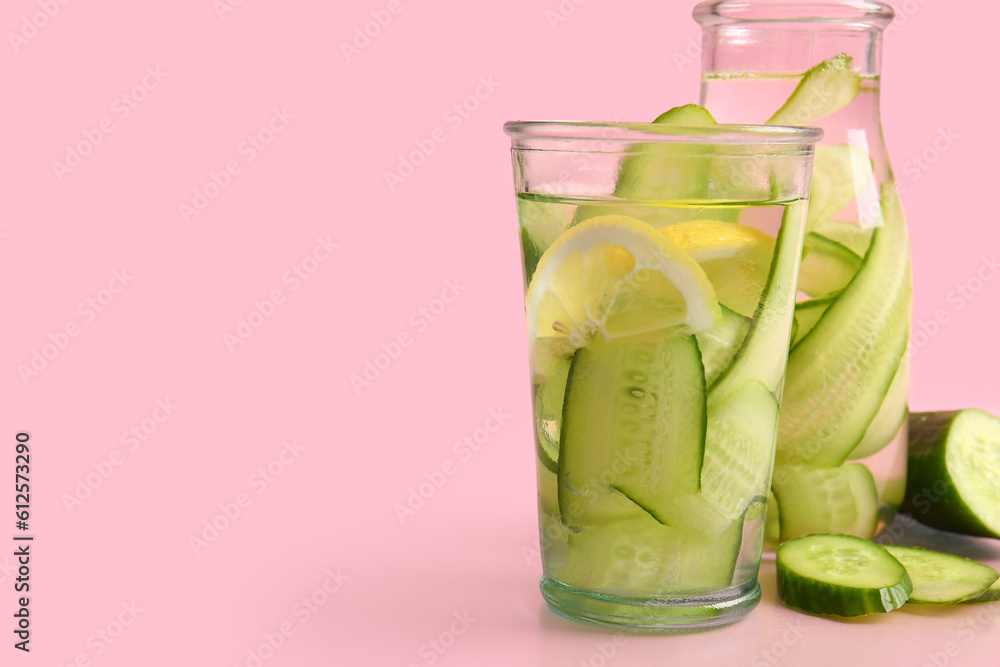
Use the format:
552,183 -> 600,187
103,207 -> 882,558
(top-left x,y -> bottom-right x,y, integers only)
703,54 -> 913,544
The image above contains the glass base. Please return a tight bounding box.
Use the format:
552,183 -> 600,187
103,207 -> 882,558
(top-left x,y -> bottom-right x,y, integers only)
540,577 -> 761,631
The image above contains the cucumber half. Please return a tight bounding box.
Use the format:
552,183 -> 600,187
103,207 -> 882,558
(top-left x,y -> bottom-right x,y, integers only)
776,534 -> 912,616
902,410 -> 1000,539
883,545 -> 999,604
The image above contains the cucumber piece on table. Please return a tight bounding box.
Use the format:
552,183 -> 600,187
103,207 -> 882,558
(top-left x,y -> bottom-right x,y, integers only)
771,463 -> 879,540
883,545 -> 999,604
776,183 -> 911,467
962,579 -> 1000,604
557,328 -> 707,527
902,410 -> 1000,539
767,54 -> 863,127
776,534 -> 912,616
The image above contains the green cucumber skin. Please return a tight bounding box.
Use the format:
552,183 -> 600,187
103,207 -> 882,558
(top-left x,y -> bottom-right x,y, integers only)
777,561 -> 911,617
901,411 -> 1000,539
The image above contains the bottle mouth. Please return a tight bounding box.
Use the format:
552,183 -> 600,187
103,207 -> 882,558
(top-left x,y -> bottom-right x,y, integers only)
693,1 -> 895,29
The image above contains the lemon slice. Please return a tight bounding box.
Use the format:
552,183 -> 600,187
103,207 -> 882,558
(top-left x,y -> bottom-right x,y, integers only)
660,220 -> 775,318
525,215 -> 720,366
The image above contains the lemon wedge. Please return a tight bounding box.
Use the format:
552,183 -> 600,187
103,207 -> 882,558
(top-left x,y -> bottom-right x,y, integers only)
525,215 -> 720,374
660,220 -> 775,318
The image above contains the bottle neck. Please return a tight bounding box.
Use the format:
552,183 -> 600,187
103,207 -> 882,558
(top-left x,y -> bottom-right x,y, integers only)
700,25 -> 884,78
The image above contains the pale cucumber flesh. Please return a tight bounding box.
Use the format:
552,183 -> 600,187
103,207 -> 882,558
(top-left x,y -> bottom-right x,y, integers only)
883,545 -> 999,604
557,329 -> 706,527
771,463 -> 878,540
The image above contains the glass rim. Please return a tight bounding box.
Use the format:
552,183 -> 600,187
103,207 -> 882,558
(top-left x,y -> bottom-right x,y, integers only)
503,120 -> 823,146
693,0 -> 895,29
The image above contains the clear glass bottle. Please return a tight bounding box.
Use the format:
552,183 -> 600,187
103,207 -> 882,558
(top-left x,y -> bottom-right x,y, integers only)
693,1 -> 912,544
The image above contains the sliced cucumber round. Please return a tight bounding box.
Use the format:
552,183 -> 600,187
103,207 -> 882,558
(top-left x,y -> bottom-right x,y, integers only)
961,579 -> 1000,604
883,545 -> 999,604
902,409 -> 1000,539
776,534 -> 911,616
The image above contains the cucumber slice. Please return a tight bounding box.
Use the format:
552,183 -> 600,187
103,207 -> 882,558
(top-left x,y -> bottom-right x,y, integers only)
767,54 -> 863,127
790,294 -> 838,349
695,305 -> 751,388
701,380 -> 779,523
776,534 -> 912,616
771,463 -> 879,540
776,183 -> 911,467
652,103 -> 717,126
538,461 -> 560,516
575,104 -> 739,226
803,145 -> 875,233
583,105 -> 718,219
811,219 -> 873,257
519,196 -> 571,283
764,489 -> 781,545
883,546 -> 999,604
962,579 -> 1000,604
847,355 -> 909,461
798,232 -> 862,297
557,329 -> 707,527
561,504 -> 743,595
533,350 -> 573,473
902,410 -> 1000,539
711,201 -> 806,399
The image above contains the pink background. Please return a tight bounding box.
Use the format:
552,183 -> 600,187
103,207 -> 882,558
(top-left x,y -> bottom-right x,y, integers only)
3,0 -> 999,665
